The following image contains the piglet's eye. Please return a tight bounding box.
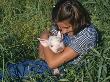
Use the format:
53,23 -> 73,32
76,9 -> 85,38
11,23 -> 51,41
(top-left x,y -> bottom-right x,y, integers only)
51,45 -> 53,47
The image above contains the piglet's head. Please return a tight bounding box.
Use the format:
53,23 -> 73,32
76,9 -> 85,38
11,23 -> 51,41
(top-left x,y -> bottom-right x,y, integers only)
48,31 -> 64,53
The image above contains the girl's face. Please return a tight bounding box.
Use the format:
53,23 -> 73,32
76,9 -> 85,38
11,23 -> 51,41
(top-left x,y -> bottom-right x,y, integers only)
57,20 -> 73,36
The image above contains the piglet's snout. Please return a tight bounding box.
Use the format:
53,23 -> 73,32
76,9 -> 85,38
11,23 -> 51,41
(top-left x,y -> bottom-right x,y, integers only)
57,47 -> 63,52
57,44 -> 64,52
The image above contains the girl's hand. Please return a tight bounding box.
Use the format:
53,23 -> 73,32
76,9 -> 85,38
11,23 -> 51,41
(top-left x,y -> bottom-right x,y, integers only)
40,31 -> 50,40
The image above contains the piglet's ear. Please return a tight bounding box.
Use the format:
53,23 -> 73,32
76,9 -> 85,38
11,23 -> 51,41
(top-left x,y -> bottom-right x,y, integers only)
57,31 -> 62,38
37,38 -> 49,47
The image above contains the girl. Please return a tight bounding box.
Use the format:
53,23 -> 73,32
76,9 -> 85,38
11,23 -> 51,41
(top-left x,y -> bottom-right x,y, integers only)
0,0 -> 98,81
39,0 -> 98,69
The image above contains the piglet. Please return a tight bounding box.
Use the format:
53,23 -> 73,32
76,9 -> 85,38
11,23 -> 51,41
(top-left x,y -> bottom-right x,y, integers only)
38,31 -> 65,75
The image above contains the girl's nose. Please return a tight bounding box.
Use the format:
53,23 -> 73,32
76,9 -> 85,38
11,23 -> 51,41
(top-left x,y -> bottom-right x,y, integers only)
60,30 -> 67,34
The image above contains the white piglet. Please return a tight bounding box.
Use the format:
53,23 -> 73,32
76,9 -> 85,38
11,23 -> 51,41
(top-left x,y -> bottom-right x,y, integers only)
38,31 -> 65,75
48,31 -> 64,53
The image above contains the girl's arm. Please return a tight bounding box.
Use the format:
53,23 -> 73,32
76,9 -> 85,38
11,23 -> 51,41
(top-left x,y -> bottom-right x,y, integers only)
39,31 -> 79,69
43,46 -> 78,69
38,44 -> 45,60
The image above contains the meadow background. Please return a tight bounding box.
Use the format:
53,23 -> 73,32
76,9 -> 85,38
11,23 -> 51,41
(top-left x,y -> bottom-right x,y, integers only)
0,0 -> 110,82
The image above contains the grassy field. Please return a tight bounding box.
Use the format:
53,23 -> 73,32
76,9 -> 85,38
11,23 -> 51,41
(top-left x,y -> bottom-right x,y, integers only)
0,0 -> 110,82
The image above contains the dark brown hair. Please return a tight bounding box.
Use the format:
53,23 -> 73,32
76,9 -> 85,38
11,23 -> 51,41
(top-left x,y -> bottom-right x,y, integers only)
52,0 -> 91,35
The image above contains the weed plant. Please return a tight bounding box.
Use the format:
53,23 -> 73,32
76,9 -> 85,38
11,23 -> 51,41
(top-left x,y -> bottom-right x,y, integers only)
0,0 -> 110,82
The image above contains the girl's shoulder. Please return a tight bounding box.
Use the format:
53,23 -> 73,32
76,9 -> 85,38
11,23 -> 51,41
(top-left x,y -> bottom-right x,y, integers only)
76,24 -> 98,39
68,24 -> 98,53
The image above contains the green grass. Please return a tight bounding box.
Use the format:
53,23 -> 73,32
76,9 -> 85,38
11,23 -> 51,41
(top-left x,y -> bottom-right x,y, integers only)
0,0 -> 110,82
